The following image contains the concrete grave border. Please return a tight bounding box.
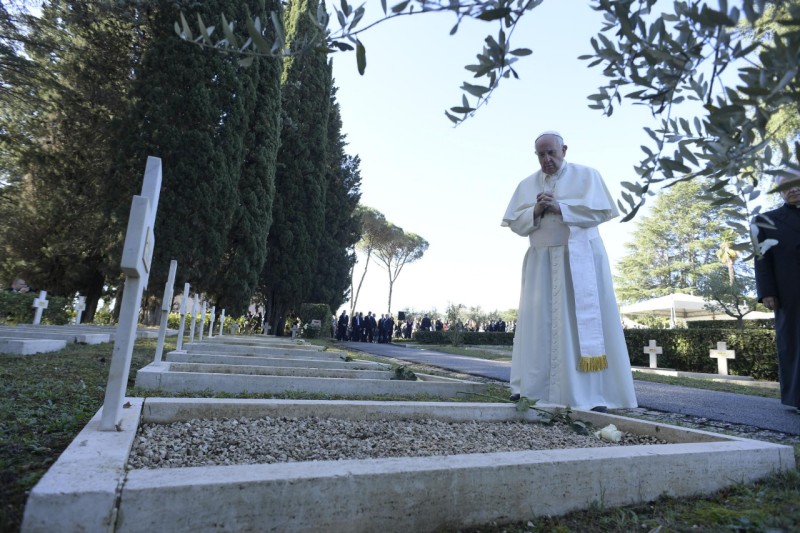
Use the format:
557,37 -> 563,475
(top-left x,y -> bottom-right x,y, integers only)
133,361 -> 491,399
23,398 -> 796,533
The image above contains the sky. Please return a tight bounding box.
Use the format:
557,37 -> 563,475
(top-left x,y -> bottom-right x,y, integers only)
327,1 -> 665,317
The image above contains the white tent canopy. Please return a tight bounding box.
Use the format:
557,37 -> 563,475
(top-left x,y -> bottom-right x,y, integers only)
618,293 -> 773,327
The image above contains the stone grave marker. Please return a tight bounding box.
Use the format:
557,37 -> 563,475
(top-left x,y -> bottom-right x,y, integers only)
189,294 -> 199,343
643,339 -> 663,369
218,309 -> 226,337
198,301 -> 207,342
100,156 -> 161,431
208,306 -> 216,339
710,341 -> 735,375
176,283 -> 190,351
154,260 -> 177,364
74,295 -> 86,325
32,291 -> 49,325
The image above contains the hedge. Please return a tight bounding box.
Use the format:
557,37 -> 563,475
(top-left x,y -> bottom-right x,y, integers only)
624,328 -> 777,381
298,303 -> 333,339
413,330 -> 514,345
0,291 -> 71,325
413,327 -> 778,381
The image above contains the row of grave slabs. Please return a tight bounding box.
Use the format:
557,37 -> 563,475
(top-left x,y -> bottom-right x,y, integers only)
23,333 -> 796,532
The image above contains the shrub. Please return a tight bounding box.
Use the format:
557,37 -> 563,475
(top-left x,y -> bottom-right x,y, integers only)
413,330 -> 514,346
0,291 -> 70,325
624,328 -> 778,381
299,303 -> 332,339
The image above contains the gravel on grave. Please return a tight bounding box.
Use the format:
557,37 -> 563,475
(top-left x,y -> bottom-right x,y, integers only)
127,416 -> 667,470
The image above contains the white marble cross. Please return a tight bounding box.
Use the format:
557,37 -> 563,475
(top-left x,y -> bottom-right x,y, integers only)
218,309 -> 226,337
101,156 -> 161,431
176,282 -> 190,351
154,260 -> 177,364
32,291 -> 49,325
198,301 -> 207,342
643,339 -> 663,369
73,295 -> 86,325
189,294 -> 199,343
710,341 -> 736,375
208,306 -> 216,339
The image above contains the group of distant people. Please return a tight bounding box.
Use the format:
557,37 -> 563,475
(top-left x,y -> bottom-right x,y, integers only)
334,311 -> 514,343
336,311 -> 395,343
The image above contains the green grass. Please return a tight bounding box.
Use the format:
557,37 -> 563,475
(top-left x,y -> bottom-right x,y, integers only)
407,343 -> 513,361
632,369 -> 781,399
1,337 -> 798,532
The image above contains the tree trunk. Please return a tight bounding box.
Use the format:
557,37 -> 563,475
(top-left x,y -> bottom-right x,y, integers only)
351,253 -> 371,317
82,270 -> 105,324
112,285 -> 123,322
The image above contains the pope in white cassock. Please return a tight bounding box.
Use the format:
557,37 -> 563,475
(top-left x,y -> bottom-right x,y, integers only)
502,131 -> 637,411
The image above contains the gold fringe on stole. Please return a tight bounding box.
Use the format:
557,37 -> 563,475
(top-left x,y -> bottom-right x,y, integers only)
580,354 -> 608,373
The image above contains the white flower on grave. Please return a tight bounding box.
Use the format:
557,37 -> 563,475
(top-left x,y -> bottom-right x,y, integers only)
594,424 -> 623,443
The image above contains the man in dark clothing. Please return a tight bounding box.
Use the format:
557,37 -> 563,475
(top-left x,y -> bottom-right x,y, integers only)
365,312 -> 376,343
337,311 -> 349,341
350,312 -> 362,342
420,315 -> 432,331
755,171 -> 800,414
383,314 -> 394,343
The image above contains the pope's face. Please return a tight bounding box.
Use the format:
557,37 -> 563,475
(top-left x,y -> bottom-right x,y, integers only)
779,174 -> 800,207
535,135 -> 567,175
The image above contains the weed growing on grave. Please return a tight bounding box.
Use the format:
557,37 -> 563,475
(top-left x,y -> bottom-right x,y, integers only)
391,365 -> 418,380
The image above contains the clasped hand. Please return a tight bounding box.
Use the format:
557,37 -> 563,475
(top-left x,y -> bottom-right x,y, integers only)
535,191 -> 561,217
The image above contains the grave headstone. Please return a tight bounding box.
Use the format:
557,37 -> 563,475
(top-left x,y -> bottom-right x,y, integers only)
74,295 -> 86,325
198,301 -> 207,342
218,309 -> 226,337
189,294 -> 199,343
176,283 -> 190,351
100,156 -> 161,431
208,306 -> 216,339
154,260 -> 177,364
710,341 -> 735,375
643,339 -> 663,369
32,291 -> 49,325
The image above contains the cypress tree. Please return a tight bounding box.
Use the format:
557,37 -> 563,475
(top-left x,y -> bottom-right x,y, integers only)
260,0 -> 332,334
115,0 -> 249,321
306,87 -> 362,311
0,1 -> 136,320
212,0 -> 283,317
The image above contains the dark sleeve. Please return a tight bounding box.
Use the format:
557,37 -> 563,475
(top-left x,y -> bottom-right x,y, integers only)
753,216 -> 778,301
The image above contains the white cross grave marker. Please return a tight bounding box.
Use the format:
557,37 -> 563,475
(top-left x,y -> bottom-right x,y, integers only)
710,341 -> 736,375
218,309 -> 226,337
643,339 -> 663,369
32,291 -> 49,325
176,282 -> 190,351
154,260 -> 177,364
208,306 -> 216,339
198,301 -> 207,342
74,295 -> 86,325
189,293 -> 199,343
100,156 -> 161,431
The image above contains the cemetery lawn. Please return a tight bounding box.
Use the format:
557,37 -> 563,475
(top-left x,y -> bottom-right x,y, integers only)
1,338 -> 798,533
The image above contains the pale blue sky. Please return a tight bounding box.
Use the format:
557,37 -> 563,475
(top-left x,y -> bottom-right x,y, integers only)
330,1 -> 664,316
